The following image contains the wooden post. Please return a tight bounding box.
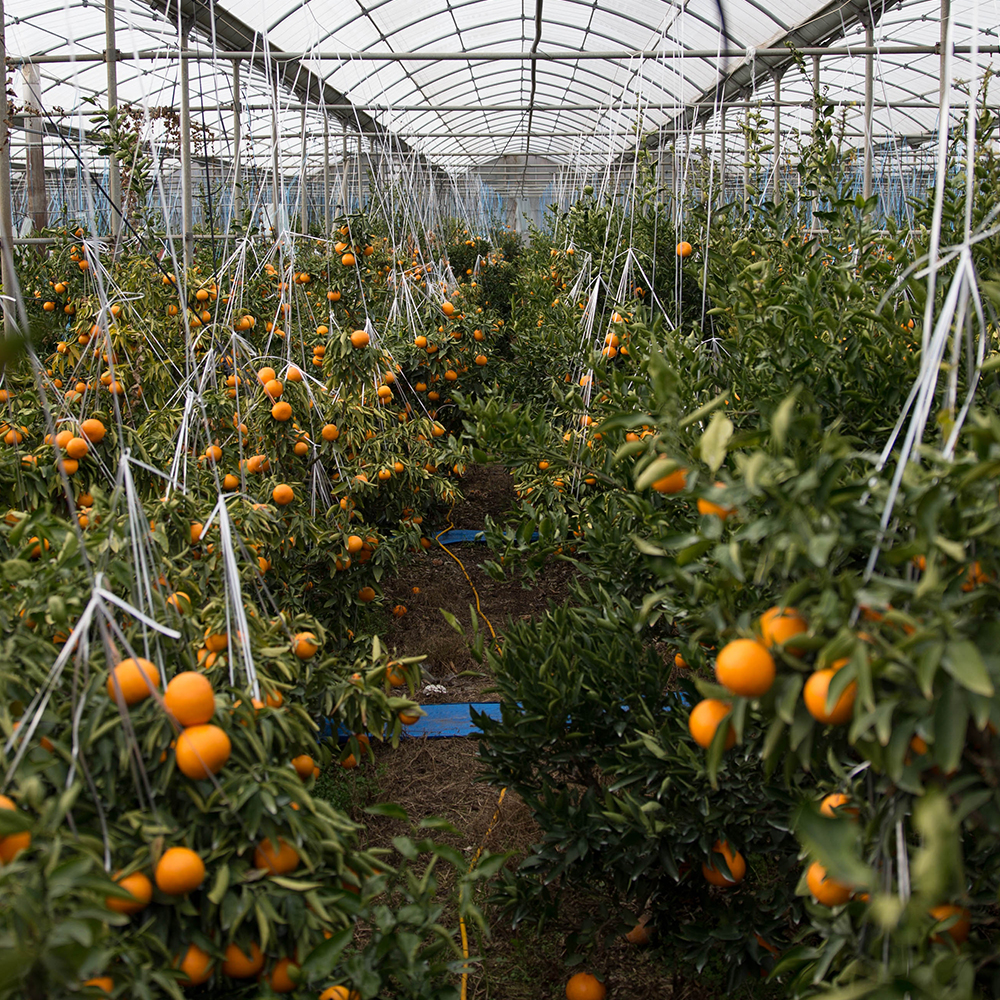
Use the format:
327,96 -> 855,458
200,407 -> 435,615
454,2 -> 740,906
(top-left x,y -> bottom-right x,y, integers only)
23,64 -> 47,232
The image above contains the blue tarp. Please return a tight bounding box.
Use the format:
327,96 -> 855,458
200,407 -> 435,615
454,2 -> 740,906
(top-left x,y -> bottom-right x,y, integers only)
319,702 -> 502,741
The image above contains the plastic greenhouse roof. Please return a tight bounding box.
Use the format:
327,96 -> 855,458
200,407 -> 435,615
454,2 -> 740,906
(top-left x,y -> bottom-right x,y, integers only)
4,0 -> 999,173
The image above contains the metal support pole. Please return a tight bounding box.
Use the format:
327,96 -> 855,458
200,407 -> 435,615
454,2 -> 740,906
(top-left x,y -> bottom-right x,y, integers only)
23,64 -> 47,232
232,60 -> 242,222
773,71 -> 781,200
270,79 -> 281,233
340,122 -> 348,210
0,0 -> 20,332
179,26 -> 194,268
298,106 -> 308,231
356,132 -> 364,209
322,114 -> 330,241
940,0 -> 952,109
863,20 -> 874,202
105,0 -> 121,238
812,54 -> 821,128
743,119 -> 749,207
719,107 -> 726,204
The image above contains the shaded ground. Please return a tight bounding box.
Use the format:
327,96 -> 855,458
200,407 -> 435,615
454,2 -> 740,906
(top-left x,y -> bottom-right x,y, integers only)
381,464 -> 576,703
324,738 -> 686,1000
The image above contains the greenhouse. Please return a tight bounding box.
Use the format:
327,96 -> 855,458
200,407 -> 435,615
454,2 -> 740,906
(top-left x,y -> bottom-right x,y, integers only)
2,0 -> 1000,996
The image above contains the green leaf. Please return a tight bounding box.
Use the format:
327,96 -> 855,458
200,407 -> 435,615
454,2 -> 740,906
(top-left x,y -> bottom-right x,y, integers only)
942,640 -> 994,697
207,864 -> 230,905
771,390 -> 799,451
365,802 -> 409,821
794,804 -> 872,888
933,686 -> 968,775
678,392 -> 729,430
697,413 -> 734,473
298,926 -> 353,980
1,560 -> 32,582
634,456 -> 680,493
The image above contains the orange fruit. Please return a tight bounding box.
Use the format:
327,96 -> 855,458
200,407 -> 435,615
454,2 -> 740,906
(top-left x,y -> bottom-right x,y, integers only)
696,496 -> 734,519
292,755 -> 315,780
80,417 -> 108,444
205,631 -> 229,653
0,797 -> 31,863
625,914 -> 653,945
272,484 -> 294,505
819,793 -> 859,819
175,724 -> 231,779
271,401 -> 293,421
806,860 -> 852,906
676,241 -> 693,257
176,943 -> 213,986
164,672 -> 216,726
293,632 -> 319,659
257,367 -> 277,384
83,977 -> 114,993
155,846 -> 205,894
929,904 -> 972,945
804,669 -> 856,725
267,957 -> 298,994
386,663 -> 406,687
253,837 -> 300,874
65,436 -> 89,459
341,253 -> 356,267
107,657 -> 161,706
758,606 -> 808,654
106,870 -> 153,914
222,942 -> 265,978
651,468 -> 687,494
714,639 -> 776,697
358,586 -> 376,603
321,424 -> 340,442
702,840 -> 746,886
319,987 -> 360,1000
441,301 -> 455,316
399,709 -> 421,725
565,971 -> 606,1000
263,378 -> 283,399
166,591 -> 192,613
688,699 -> 735,749
346,535 -> 363,554
349,330 -> 369,348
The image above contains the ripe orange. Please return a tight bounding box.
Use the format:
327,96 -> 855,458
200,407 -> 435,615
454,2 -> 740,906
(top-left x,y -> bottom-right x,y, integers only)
155,846 -> 205,894
107,657 -> 161,706
346,534 -> 363,554
651,467 -> 687,494
166,591 -> 192,614
164,671 -> 216,726
321,424 -> 340,441
358,586 -> 376,603
83,977 -> 114,993
272,484 -> 294,505
819,793 -> 859,819
106,870 -> 153,914
702,840 -> 746,886
676,241 -> 693,257
80,418 -> 106,443
929,904 -> 972,945
0,796 -> 30,862
625,914 -> 653,945
341,253 -> 356,267
441,301 -> 455,316
696,496 -> 734,519
263,378 -> 283,399
253,837 -> 300,874
205,631 -> 229,653
688,698 -> 735,749
319,987 -> 360,1000
804,669 -> 856,725
267,957 -> 299,993
176,943 -> 213,986
349,330 -> 369,348
292,632 -> 319,659
257,367 -> 277,384
65,436 -> 89,459
399,709 -> 421,725
222,941 -> 265,978
566,971 -> 606,1000
758,606 -> 808,654
714,638 -> 776,697
175,724 -> 231,779
806,860 -> 852,906
271,401 -> 293,421
292,754 -> 315,780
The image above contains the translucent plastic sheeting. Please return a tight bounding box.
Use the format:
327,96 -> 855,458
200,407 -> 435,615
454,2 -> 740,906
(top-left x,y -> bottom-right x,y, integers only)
4,0 -> 999,172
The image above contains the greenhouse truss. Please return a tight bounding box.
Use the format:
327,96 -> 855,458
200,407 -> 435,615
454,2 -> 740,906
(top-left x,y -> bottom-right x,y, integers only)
0,0 -> 996,248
